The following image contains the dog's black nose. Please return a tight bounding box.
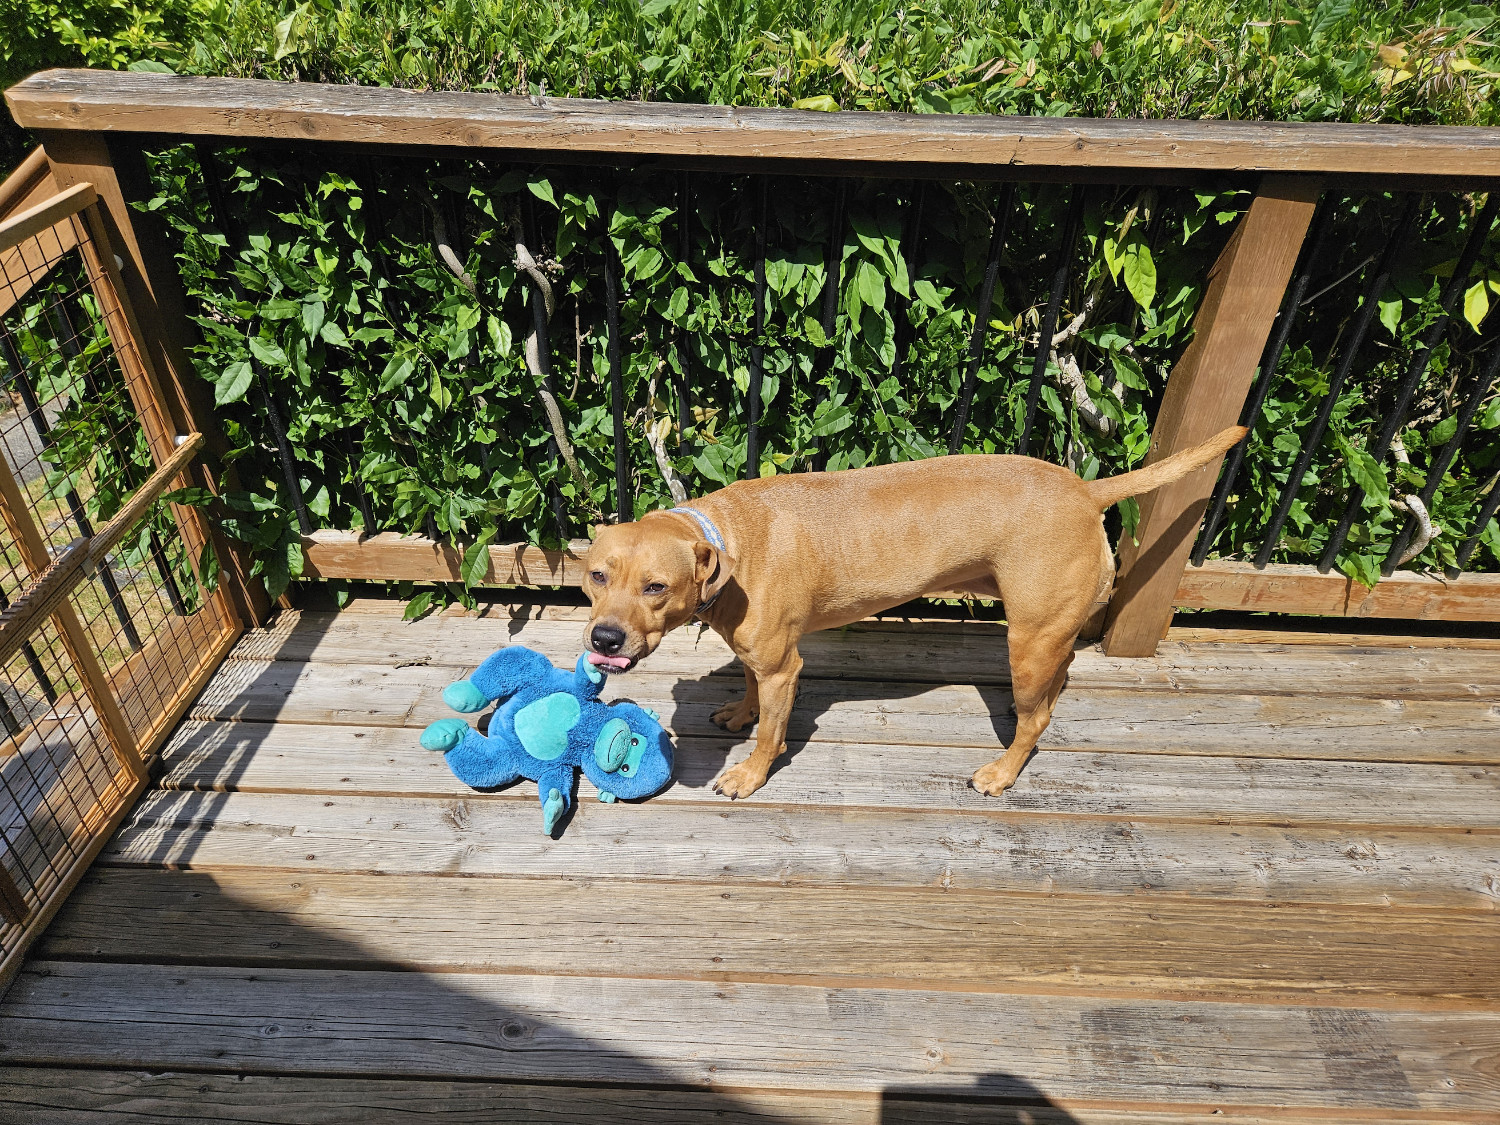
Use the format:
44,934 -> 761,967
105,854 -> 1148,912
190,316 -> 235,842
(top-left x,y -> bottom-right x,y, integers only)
590,624 -> 627,655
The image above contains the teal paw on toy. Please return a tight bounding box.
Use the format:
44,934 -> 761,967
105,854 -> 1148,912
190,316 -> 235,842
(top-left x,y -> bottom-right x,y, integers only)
420,717 -> 470,752
443,680 -> 490,713
418,646 -> 675,836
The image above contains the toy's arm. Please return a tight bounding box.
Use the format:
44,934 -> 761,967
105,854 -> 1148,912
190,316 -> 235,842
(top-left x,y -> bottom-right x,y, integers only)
444,646 -> 554,714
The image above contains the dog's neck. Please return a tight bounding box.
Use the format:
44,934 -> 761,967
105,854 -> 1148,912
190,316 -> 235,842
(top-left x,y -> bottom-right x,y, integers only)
661,506 -> 731,621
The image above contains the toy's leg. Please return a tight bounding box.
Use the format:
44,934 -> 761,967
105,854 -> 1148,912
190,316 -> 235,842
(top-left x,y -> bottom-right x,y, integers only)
423,722 -> 525,791
536,767 -> 573,835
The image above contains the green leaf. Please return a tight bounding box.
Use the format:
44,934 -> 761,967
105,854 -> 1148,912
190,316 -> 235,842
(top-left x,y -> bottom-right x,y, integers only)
667,286 -> 690,322
1342,440 -> 1389,508
1338,552 -> 1381,590
127,60 -> 175,74
216,360 -> 254,406
461,528 -> 497,588
319,321 -> 349,347
912,278 -> 943,310
379,352 -> 417,392
856,261 -> 886,314
804,316 -> 827,348
792,95 -> 840,112
248,336 -> 288,367
1464,281 -> 1490,332
1120,241 -> 1156,308
527,178 -> 558,208
1378,295 -> 1403,337
1428,414 -> 1458,447
403,590 -> 435,621
262,297 -> 301,320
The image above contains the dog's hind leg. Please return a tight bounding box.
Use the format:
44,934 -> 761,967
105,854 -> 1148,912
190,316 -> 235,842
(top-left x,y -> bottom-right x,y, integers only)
970,620 -> 1077,796
712,665 -> 760,732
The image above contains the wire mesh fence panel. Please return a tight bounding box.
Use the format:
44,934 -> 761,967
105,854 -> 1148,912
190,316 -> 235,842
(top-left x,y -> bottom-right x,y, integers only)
0,178 -> 242,981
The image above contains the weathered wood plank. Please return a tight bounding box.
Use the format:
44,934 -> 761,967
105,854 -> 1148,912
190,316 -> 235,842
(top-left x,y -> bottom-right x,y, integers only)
1177,562 -> 1500,622
42,868 -> 1500,1005
99,790 -> 1500,910
12,70 -> 1500,183
156,721 -> 1500,830
227,609 -> 1500,700
184,659 -> 1500,763
4,961 -> 1497,1110
1105,182 -> 1319,656
0,1070 -> 1464,1125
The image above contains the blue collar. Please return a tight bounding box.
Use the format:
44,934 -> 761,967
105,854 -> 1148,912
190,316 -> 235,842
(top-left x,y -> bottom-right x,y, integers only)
668,507 -> 726,616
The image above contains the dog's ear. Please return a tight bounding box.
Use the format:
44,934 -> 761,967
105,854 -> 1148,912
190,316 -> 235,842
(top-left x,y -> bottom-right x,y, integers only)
692,541 -> 735,604
591,523 -> 608,540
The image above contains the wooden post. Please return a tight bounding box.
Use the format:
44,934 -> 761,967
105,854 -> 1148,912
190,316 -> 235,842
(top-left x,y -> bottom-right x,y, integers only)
1102,175 -> 1320,657
37,129 -> 270,626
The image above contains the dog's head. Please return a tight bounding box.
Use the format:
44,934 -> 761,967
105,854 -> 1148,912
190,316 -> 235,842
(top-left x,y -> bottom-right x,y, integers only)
581,514 -> 735,674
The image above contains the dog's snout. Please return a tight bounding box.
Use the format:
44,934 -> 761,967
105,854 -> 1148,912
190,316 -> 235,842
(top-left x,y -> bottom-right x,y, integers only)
590,624 -> 627,655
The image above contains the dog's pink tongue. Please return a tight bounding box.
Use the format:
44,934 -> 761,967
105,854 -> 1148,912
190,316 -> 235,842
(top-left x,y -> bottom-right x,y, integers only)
587,652 -> 632,669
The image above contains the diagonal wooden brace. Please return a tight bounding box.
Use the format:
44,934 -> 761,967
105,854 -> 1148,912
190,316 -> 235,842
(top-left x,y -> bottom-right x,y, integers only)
1102,175 -> 1321,657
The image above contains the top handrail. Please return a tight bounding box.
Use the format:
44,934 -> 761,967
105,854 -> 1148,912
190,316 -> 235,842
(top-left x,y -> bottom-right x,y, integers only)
8,68 -> 1500,185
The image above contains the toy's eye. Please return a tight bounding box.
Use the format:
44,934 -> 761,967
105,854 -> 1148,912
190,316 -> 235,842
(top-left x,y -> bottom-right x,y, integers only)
643,582 -> 666,596
630,735 -> 642,747
589,570 -> 607,585
619,763 -> 631,775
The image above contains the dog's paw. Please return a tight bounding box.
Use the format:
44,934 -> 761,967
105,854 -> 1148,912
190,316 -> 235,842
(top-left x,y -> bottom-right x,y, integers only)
711,699 -> 759,732
970,760 -> 1020,796
712,760 -> 768,800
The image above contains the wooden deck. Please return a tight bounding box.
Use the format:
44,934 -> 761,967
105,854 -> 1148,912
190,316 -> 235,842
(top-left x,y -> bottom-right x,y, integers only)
0,598 -> 1498,1122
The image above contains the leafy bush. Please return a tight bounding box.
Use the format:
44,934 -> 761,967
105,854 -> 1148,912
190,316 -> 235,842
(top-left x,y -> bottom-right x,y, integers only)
6,0 -> 1499,601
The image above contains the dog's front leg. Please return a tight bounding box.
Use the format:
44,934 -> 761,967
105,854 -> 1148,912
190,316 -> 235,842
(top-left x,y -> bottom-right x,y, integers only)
712,648 -> 802,800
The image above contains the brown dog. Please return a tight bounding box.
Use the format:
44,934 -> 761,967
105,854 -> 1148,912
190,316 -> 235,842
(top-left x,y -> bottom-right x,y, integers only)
582,425 -> 1245,800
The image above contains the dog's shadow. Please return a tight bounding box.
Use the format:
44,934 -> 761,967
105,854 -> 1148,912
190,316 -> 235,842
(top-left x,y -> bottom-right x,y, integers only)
650,658 -> 1021,791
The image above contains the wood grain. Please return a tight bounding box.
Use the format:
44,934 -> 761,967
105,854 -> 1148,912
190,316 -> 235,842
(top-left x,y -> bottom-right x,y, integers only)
155,720 -> 1500,830
183,658 -> 1500,763
41,868 -> 1500,1004
226,609 -> 1500,699
1104,180 -> 1319,656
11,70 -> 1500,183
4,960 -> 1498,1110
1177,562 -> 1500,621
0,1069 -> 1474,1125
98,789 -> 1500,910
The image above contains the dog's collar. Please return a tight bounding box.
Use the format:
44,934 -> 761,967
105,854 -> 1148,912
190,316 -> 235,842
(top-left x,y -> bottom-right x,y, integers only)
668,506 -> 725,616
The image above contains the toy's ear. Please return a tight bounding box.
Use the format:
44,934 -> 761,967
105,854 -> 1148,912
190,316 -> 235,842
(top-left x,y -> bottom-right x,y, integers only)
693,541 -> 736,605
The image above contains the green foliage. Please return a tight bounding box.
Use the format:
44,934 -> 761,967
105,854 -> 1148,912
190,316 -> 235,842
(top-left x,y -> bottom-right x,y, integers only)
6,0 -> 1500,592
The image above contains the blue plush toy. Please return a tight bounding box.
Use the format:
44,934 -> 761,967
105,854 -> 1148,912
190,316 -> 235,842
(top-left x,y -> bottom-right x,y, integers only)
419,645 -> 675,835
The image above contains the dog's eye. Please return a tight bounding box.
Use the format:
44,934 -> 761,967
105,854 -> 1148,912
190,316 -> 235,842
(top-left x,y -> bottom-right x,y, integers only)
589,570 -> 606,585
643,582 -> 666,596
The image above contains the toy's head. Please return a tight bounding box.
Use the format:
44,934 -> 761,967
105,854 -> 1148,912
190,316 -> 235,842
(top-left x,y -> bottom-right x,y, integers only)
582,700 -> 675,800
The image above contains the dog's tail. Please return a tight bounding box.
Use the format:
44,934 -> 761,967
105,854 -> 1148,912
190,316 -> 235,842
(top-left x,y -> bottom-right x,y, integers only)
1084,425 -> 1247,511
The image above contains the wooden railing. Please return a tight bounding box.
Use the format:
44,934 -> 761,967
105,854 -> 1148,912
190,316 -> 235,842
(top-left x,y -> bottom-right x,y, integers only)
7,68 -> 1500,658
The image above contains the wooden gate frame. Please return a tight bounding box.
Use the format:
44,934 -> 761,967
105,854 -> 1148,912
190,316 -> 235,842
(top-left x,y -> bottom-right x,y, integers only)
0,155 -> 244,968
9,69 -> 1500,654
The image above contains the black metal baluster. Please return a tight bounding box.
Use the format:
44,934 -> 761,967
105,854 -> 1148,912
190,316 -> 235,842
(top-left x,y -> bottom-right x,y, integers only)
889,182 -> 927,387
673,172 -> 693,454
1320,193 -> 1499,572
745,178 -> 768,480
603,236 -> 630,523
1451,477 -> 1500,577
1017,186 -> 1086,458
1253,194 -> 1423,568
343,429 -> 378,534
0,327 -> 142,651
0,585 -> 57,704
1385,340 -> 1500,574
948,182 -> 1017,455
520,191 -> 569,542
809,181 -> 847,473
1192,197 -> 1336,567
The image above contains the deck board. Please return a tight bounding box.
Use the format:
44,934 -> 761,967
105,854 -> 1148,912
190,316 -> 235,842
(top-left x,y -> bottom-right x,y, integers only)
39,869 -> 1500,1005
157,720 -> 1500,829
4,601 -> 1499,1121
5,961 -> 1499,1110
